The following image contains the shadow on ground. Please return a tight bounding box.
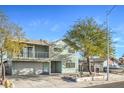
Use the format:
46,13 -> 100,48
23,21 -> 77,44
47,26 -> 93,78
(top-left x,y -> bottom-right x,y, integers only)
61,76 -> 76,82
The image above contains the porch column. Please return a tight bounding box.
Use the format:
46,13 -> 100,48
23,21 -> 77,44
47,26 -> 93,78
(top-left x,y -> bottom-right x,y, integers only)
32,45 -> 35,58
49,62 -> 51,75
24,47 -> 27,58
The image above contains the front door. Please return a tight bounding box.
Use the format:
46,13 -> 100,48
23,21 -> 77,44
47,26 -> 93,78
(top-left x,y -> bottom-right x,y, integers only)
51,61 -> 61,73
42,62 -> 49,74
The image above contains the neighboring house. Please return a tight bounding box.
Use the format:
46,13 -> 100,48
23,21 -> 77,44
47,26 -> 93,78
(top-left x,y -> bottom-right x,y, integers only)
119,57 -> 124,65
79,58 -> 105,72
6,39 -> 78,75
103,58 -> 124,73
103,58 -> 120,69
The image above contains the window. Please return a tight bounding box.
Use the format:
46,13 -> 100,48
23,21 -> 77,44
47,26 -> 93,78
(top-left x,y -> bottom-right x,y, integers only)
54,48 -> 62,52
27,47 -> 33,57
66,63 -> 75,68
68,49 -> 75,53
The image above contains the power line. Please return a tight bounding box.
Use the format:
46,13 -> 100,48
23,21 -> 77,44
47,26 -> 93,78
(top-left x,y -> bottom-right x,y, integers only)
106,5 -> 117,16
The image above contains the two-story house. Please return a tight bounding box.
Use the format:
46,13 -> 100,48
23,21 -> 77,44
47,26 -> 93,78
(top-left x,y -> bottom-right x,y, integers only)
8,39 -> 78,75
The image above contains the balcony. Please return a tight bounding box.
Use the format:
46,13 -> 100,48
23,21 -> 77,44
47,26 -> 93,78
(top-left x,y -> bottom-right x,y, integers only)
35,51 -> 49,58
13,51 -> 49,61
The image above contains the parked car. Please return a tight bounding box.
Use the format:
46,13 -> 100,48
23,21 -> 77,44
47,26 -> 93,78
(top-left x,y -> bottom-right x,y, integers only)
103,66 -> 124,73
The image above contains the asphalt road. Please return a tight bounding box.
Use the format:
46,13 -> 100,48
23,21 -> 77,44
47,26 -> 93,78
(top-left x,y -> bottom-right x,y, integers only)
86,81 -> 124,88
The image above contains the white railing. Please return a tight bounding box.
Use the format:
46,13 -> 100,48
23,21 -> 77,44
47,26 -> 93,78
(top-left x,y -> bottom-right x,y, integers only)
15,51 -> 49,59
35,51 -> 49,58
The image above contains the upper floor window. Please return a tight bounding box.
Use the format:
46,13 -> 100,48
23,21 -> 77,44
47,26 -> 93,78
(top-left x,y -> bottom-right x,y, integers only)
27,47 -> 33,57
68,49 -> 75,53
54,47 -> 62,52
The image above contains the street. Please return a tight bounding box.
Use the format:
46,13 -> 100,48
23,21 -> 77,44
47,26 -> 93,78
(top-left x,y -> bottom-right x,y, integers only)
87,81 -> 124,88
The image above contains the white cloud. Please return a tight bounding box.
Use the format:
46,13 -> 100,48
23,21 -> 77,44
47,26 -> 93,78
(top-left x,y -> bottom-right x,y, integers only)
28,19 -> 49,27
28,19 -> 42,27
51,24 -> 60,32
113,37 -> 121,42
112,24 -> 124,44
43,20 -> 49,25
113,24 -> 124,34
116,44 -> 124,48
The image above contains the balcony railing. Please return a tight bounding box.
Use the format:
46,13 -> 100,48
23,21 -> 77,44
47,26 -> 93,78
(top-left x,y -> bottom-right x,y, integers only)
35,51 -> 49,58
15,51 -> 49,59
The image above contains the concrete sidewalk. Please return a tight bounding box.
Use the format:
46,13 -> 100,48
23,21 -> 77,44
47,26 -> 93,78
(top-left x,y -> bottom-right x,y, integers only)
1,73 -> 124,88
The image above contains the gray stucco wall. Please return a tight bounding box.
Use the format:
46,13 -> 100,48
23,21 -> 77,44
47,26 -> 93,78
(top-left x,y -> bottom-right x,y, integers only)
12,61 -> 49,75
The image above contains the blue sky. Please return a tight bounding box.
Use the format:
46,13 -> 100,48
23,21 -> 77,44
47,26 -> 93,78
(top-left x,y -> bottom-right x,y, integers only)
0,5 -> 124,58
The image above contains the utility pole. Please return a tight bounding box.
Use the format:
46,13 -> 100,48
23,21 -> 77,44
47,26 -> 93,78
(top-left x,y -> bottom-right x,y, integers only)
106,5 -> 116,81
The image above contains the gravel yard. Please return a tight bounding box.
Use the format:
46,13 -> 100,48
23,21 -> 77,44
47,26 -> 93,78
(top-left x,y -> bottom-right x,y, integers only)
1,73 -> 124,88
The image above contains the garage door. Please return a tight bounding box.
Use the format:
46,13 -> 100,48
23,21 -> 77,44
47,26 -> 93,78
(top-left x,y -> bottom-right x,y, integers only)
12,61 -> 43,75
